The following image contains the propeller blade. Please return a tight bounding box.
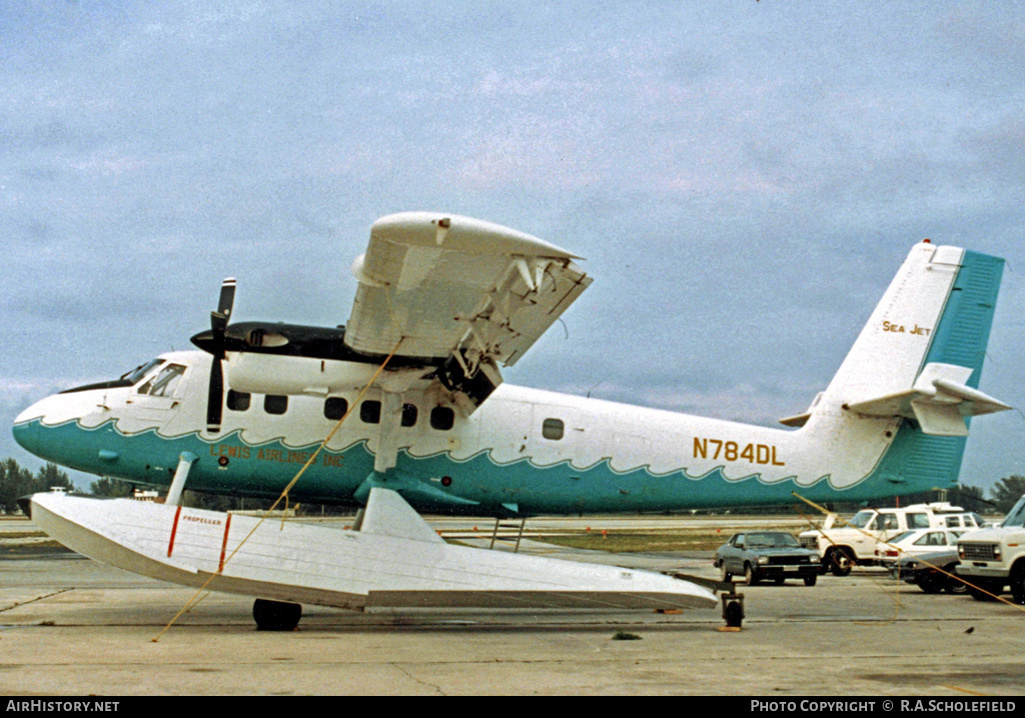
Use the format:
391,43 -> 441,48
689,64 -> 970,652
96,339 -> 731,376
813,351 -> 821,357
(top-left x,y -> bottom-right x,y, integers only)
207,356 -> 224,432
206,278 -> 235,431
209,277 -> 236,360
211,277 -> 236,333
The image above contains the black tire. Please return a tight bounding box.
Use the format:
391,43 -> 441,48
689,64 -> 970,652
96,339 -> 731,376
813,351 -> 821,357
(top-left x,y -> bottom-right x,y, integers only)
916,572 -> 944,594
745,563 -> 760,586
828,548 -> 853,577
253,599 -> 303,631
1010,566 -> 1025,605
724,599 -> 744,628
966,579 -> 1001,602
944,565 -> 968,595
803,575 -> 817,587
773,577 -> 786,585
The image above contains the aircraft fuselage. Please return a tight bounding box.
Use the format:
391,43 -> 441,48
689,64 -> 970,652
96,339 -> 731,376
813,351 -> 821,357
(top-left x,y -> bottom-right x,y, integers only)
13,348 -> 944,516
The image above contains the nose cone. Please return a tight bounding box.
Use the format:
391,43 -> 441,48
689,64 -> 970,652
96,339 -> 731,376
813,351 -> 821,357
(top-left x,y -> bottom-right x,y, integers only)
13,406 -> 42,456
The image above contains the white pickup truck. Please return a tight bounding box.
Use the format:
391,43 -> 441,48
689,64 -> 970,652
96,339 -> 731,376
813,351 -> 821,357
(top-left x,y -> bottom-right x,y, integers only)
956,494 -> 1025,603
799,503 -> 987,576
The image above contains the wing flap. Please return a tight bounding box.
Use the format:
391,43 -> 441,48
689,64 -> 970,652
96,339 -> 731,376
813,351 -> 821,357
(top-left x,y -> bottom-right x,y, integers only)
344,213 -> 592,409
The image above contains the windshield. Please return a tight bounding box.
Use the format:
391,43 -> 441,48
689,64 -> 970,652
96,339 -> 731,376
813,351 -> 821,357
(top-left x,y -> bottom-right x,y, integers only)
120,359 -> 165,385
1003,496 -> 1025,528
890,531 -> 915,544
747,533 -> 800,548
137,364 -> 186,397
849,510 -> 876,529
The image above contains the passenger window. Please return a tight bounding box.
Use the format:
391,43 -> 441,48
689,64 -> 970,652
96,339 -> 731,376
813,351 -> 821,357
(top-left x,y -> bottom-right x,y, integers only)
945,516 -> 962,528
227,390 -> 251,412
401,403 -> 418,427
542,418 -> 564,441
430,406 -> 455,431
324,397 -> 349,421
264,395 -> 288,415
360,400 -> 381,424
907,513 -> 929,529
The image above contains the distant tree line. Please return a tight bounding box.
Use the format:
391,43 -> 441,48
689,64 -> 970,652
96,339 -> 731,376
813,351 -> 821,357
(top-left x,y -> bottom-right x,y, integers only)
2,455 -> 1024,517
0,458 -> 74,514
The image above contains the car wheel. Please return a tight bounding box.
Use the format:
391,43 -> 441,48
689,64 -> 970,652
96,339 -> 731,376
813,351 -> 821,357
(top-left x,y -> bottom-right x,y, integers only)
966,578 -> 1001,602
773,577 -> 785,585
803,575 -> 817,587
720,562 -> 733,583
944,565 -> 968,595
916,572 -> 943,594
1010,566 -> 1025,605
828,548 -> 853,577
745,563 -> 760,586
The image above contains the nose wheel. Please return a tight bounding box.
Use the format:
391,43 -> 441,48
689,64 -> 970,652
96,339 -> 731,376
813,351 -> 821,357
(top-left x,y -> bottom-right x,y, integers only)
253,599 -> 303,631
720,592 -> 744,630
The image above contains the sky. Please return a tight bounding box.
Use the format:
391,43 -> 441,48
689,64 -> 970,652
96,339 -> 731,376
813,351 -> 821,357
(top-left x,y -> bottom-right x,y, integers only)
2,1 -> 1023,496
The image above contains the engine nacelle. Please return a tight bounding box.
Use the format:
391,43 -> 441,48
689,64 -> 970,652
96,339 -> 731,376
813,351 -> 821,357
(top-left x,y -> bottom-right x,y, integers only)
224,353 -> 388,396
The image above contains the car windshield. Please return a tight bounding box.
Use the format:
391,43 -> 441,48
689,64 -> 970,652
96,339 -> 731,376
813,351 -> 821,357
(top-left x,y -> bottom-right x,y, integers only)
849,510 -> 875,529
746,533 -> 800,548
1002,496 -> 1025,528
890,531 -> 915,544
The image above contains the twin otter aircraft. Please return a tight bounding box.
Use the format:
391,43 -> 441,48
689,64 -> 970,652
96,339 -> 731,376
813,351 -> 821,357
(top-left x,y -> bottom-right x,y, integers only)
15,212 -> 1010,514
11,213 -> 1012,626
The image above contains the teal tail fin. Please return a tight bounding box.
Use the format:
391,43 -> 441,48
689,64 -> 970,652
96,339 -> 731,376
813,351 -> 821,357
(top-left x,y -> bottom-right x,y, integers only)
877,247 -> 1006,491
790,242 -> 1007,498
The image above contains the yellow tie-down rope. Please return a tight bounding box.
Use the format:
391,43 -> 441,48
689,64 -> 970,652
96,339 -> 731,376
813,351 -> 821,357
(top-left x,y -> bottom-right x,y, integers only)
792,492 -> 1025,614
152,338 -> 405,642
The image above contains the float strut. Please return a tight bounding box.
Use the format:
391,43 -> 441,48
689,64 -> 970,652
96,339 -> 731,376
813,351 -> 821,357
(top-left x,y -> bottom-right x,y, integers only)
165,452 -> 198,507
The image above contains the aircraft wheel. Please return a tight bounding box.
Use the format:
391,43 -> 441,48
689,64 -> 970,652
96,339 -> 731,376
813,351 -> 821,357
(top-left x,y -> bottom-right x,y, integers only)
253,599 -> 303,631
723,597 -> 744,628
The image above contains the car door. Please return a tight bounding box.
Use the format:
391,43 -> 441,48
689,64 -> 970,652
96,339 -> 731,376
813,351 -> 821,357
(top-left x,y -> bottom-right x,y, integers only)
727,534 -> 745,573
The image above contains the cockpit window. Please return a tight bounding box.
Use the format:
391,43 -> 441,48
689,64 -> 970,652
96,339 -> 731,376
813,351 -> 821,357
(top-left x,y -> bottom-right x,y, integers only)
137,364 -> 186,397
121,359 -> 165,386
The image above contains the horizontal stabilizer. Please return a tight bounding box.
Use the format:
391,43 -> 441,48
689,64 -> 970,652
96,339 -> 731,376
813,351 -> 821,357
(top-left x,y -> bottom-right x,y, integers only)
846,362 -> 1011,436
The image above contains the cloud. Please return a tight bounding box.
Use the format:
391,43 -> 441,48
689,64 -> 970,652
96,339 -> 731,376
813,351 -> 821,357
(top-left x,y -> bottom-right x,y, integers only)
1,2 -> 1022,491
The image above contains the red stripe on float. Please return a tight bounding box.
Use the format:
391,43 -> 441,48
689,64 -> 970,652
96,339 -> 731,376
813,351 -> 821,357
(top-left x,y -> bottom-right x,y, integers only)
168,505 -> 182,557
218,513 -> 233,573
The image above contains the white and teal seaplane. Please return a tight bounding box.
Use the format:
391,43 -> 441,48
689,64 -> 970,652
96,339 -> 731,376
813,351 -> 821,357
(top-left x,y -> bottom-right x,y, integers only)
13,212 -> 1010,629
